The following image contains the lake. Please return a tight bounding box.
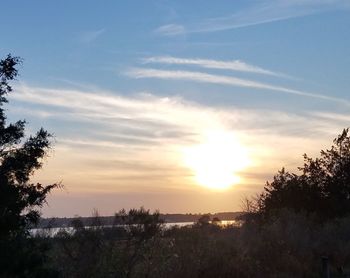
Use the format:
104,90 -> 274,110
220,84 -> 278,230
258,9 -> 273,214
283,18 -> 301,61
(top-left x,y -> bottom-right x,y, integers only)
30,220 -> 238,237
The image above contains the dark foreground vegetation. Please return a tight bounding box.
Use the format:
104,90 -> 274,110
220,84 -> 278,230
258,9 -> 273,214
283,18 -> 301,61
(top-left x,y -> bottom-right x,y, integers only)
2,55 -> 350,277
33,207 -> 350,278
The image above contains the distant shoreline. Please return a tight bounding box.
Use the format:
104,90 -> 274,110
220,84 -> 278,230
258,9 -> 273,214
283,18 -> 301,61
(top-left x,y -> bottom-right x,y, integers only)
37,211 -> 244,229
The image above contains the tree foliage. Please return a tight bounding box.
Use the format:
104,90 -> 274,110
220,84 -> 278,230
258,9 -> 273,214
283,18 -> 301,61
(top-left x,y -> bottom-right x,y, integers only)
256,129 -> 350,221
115,207 -> 164,240
0,54 -> 59,277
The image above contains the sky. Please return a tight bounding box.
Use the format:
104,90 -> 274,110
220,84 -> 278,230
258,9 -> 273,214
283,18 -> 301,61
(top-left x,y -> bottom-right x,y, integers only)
1,0 -> 350,217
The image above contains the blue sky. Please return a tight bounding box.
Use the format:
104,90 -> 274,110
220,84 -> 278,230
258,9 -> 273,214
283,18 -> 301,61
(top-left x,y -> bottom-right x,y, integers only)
1,1 -> 350,216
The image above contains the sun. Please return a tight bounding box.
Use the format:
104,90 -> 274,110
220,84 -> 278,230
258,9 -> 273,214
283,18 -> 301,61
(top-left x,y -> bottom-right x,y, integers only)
183,130 -> 250,190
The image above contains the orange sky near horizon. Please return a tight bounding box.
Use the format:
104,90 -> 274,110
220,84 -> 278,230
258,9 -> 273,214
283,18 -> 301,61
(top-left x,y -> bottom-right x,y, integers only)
16,87 -> 343,217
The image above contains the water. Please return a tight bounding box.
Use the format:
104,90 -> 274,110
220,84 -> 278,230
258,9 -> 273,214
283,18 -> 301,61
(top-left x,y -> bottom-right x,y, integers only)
30,220 -> 237,237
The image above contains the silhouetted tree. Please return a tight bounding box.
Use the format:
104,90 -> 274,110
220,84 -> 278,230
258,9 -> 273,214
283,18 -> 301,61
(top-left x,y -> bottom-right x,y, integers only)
115,207 -> 164,240
0,54 -> 59,277
197,214 -> 211,226
212,217 -> 221,224
114,207 -> 164,278
256,129 -> 350,221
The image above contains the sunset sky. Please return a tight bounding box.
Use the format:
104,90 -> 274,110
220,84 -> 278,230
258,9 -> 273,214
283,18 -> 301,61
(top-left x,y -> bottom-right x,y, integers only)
1,1 -> 350,217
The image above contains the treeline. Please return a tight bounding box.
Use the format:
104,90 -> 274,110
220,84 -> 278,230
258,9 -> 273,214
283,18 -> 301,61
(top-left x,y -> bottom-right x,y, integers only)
37,212 -> 243,229
33,207 -> 350,277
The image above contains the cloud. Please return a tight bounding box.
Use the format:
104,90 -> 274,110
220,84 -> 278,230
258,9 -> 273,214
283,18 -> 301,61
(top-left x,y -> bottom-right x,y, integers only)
153,24 -> 185,36
142,56 -> 290,78
9,85 -> 350,215
310,111 -> 350,123
79,28 -> 105,43
126,67 -> 348,104
154,0 -> 350,35
10,85 -> 221,147
11,85 -> 348,160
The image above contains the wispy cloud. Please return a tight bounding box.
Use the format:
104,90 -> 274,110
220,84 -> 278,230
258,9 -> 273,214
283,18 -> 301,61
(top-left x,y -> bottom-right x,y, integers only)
311,111 -> 350,123
153,24 -> 185,36
11,85 -> 220,145
126,67 -> 348,104
79,28 -> 105,43
154,0 -> 350,35
142,56 -> 290,78
12,85 -> 345,147
9,84 -> 350,215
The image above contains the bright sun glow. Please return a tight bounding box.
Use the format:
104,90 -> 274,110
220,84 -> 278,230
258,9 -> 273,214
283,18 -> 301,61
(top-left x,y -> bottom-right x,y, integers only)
183,130 -> 250,190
